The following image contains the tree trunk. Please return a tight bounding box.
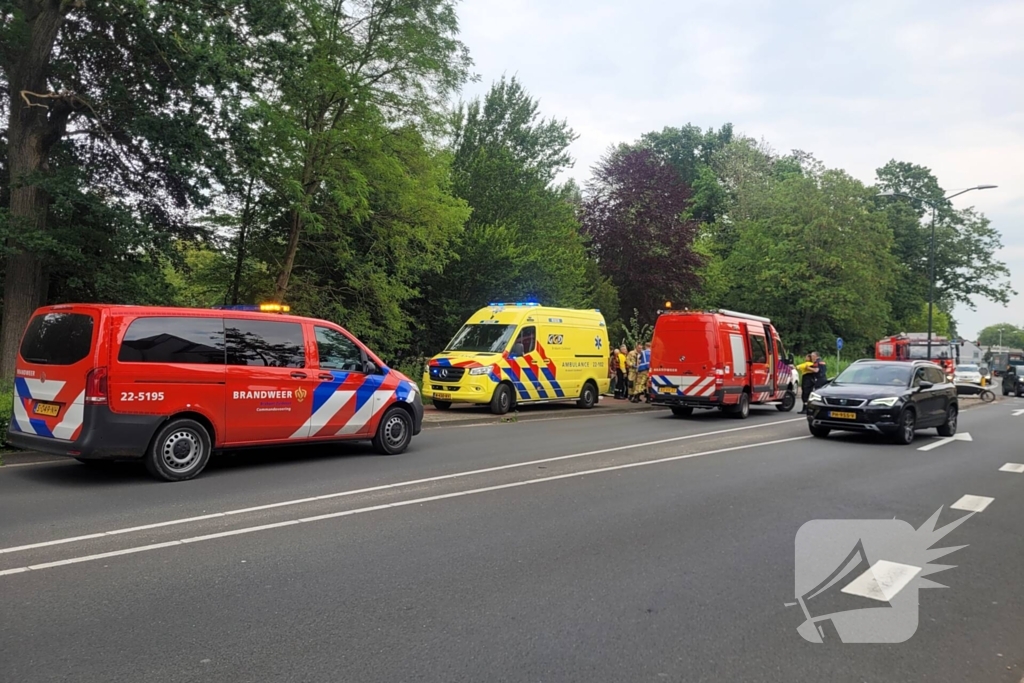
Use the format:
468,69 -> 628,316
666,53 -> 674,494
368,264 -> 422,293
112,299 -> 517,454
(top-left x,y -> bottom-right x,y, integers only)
230,176 -> 255,305
0,1 -> 71,382
273,208 -> 303,302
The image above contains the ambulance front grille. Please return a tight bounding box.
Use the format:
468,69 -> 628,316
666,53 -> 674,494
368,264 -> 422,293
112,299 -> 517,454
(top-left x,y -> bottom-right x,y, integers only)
429,366 -> 466,382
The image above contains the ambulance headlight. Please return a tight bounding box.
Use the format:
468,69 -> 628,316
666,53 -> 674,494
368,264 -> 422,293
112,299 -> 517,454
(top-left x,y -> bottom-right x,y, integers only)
468,366 -> 490,376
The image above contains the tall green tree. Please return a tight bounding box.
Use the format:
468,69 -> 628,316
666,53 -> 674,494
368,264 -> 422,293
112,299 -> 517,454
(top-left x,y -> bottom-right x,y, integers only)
714,152 -> 897,352
266,0 -> 472,302
0,0 -> 287,380
875,160 -> 1014,332
414,76 -> 600,354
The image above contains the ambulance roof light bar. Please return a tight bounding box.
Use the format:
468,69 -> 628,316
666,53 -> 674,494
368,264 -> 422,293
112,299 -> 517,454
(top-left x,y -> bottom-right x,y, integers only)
488,301 -> 541,307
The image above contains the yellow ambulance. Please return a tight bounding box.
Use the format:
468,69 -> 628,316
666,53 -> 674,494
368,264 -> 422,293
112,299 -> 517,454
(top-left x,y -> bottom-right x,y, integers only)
424,303 -> 610,414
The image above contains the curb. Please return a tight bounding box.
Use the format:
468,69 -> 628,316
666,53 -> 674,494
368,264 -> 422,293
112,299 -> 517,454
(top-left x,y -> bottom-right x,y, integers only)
422,398 -> 661,429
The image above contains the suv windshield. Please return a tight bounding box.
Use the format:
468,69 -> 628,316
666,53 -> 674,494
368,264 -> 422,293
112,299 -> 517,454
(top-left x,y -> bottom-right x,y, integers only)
445,324 -> 517,353
834,363 -> 912,387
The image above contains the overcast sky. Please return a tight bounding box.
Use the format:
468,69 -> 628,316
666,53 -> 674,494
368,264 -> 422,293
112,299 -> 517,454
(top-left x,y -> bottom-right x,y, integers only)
456,0 -> 1022,340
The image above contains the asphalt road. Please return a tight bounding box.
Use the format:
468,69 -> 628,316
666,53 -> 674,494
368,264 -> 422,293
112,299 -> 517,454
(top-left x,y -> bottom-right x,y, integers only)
2,398 -> 1023,682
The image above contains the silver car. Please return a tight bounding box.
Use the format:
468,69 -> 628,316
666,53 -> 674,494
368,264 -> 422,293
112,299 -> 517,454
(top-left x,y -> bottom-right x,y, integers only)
953,363 -> 983,384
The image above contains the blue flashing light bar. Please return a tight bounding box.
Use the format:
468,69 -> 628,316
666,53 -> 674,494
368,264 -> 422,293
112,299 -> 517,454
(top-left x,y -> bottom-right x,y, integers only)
211,303 -> 291,313
488,301 -> 541,307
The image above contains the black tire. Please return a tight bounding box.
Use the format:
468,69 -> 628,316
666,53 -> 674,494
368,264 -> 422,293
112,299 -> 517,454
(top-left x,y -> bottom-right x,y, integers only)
145,418 -> 212,482
777,391 -> 796,412
372,406 -> 413,455
490,384 -> 513,415
671,406 -> 694,417
731,392 -> 750,419
937,404 -> 958,437
980,390 -> 995,403
1017,387 -> 1023,399
1003,387 -> 1010,396
432,399 -> 452,411
576,381 -> 598,409
809,424 -> 830,439
892,409 -> 917,445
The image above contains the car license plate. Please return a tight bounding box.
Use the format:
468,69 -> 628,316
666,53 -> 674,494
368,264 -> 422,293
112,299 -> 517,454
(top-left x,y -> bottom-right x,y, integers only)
434,392 -> 452,401
658,386 -> 676,394
829,410 -> 856,420
33,402 -> 61,417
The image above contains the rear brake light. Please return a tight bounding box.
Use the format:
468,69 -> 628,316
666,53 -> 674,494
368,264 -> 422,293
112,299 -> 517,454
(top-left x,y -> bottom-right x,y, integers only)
714,368 -> 724,386
86,367 -> 108,404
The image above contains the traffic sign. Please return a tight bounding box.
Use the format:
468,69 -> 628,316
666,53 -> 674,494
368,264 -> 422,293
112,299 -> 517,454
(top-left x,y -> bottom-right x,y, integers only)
836,337 -> 844,350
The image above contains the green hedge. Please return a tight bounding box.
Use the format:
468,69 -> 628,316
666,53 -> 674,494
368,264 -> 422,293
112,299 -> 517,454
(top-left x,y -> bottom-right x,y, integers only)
0,387 -> 12,451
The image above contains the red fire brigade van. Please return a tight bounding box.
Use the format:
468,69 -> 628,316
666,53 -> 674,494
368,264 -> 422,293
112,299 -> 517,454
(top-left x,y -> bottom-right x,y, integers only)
7,304 -> 423,481
648,308 -> 796,418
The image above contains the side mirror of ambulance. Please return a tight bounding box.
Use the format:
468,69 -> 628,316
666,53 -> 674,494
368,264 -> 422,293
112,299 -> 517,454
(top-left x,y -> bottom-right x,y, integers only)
363,359 -> 379,375
786,355 -> 795,365
510,343 -> 525,358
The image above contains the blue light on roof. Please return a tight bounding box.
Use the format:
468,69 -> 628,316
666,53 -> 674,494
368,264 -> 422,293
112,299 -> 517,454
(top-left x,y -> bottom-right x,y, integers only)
212,305 -> 259,311
488,301 -> 541,307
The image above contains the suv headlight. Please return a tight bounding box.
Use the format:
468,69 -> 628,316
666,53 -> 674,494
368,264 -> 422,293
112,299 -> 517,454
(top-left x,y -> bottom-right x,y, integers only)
808,392 -> 822,403
468,366 -> 490,376
869,396 -> 901,407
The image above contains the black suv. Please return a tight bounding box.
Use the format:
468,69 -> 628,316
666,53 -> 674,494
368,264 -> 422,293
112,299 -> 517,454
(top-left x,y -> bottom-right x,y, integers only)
1002,364 -> 1024,397
806,360 -> 958,444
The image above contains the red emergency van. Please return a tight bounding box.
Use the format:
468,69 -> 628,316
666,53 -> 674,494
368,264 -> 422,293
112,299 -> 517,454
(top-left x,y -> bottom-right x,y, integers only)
648,308 -> 796,418
7,304 -> 423,481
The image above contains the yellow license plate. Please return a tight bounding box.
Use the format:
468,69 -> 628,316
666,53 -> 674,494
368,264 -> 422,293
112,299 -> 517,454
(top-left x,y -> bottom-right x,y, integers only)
33,402 -> 61,417
658,386 -> 677,394
434,392 -> 452,401
829,411 -> 857,420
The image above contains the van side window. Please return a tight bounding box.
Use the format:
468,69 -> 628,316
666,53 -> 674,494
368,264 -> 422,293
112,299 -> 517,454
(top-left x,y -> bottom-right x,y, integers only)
729,334 -> 747,377
119,317 -> 225,364
749,334 -> 768,364
776,339 -> 787,362
225,319 -> 305,368
315,327 -> 363,372
513,326 -> 536,355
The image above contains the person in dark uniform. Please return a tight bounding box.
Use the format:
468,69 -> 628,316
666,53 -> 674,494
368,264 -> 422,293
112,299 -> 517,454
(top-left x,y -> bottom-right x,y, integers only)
811,351 -> 828,388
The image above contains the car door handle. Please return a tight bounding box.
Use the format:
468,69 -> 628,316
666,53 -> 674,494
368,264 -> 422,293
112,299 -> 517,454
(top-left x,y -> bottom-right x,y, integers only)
291,372 -> 308,379
318,373 -> 334,381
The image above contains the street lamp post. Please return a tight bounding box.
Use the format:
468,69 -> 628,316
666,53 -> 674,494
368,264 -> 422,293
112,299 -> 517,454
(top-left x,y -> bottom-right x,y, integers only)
878,185 -> 997,360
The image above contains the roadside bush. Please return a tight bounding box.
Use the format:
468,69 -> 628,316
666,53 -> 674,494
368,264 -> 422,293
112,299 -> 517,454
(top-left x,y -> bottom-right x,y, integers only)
0,387 -> 13,451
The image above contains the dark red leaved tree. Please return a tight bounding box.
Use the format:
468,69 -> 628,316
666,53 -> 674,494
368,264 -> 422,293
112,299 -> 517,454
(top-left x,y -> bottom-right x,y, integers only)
581,148 -> 703,324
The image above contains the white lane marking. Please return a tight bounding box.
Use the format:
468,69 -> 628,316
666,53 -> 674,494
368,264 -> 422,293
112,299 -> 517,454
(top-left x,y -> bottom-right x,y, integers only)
0,417 -> 806,556
951,495 -> 994,513
841,560 -> 922,602
0,435 -> 810,577
917,432 -> 973,452
1012,409 -> 1024,417
999,463 -> 1024,473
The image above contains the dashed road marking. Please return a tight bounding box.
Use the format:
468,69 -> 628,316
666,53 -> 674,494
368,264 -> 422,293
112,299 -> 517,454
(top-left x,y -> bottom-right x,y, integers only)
998,463 -> 1024,473
0,435 -> 810,578
951,495 -> 995,513
0,418 -> 805,557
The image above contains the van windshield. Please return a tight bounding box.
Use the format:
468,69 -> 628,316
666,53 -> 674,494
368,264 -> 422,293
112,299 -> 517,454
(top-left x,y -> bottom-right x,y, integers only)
20,312 -> 94,365
445,324 -> 517,353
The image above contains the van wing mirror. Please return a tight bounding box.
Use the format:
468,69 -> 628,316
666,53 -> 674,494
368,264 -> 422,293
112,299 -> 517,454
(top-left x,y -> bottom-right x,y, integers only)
363,359 -> 379,375
786,355 -> 795,365
510,342 -> 525,358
